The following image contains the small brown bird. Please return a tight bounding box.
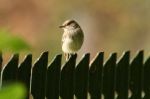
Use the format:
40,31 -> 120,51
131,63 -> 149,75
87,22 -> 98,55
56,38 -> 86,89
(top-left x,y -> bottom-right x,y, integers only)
59,19 -> 84,60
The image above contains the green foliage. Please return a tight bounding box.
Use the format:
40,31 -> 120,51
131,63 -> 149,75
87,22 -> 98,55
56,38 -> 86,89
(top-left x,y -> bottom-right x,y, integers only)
0,83 -> 26,99
0,29 -> 30,52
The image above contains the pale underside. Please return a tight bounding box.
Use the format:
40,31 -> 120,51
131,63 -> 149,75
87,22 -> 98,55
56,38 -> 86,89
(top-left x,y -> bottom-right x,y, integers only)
62,28 -> 84,54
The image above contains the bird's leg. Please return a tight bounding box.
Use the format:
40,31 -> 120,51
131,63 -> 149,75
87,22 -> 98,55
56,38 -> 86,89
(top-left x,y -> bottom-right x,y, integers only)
64,53 -> 67,60
64,53 -> 70,61
66,53 -> 70,60
65,53 -> 76,61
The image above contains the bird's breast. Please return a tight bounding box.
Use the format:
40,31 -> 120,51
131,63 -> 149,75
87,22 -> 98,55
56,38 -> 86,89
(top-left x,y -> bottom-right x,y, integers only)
62,29 -> 84,53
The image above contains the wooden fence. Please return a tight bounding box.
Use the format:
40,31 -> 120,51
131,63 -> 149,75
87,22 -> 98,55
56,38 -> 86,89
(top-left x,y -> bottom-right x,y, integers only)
0,51 -> 150,99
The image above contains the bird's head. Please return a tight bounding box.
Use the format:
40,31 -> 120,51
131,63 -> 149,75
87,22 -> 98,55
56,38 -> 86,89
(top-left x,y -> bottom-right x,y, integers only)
59,19 -> 80,31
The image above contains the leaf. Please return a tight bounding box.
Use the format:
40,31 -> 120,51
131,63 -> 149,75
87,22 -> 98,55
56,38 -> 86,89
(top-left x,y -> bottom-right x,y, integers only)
0,83 -> 26,99
0,29 -> 30,52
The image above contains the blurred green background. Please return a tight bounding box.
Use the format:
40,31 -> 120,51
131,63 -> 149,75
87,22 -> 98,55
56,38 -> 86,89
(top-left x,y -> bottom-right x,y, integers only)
0,0 -> 150,61
0,83 -> 26,99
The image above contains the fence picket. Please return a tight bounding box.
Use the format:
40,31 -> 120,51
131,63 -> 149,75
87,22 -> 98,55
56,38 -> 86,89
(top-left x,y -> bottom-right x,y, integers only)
129,51 -> 144,99
74,53 -> 90,99
18,54 -> 32,99
116,51 -> 130,99
46,54 -> 62,99
143,56 -> 150,99
89,52 -> 104,99
1,54 -> 19,86
103,53 -> 117,99
31,52 -> 48,99
60,54 -> 77,99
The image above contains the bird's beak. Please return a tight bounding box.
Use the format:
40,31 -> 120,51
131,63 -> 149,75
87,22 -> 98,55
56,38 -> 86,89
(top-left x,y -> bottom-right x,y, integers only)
59,25 -> 65,28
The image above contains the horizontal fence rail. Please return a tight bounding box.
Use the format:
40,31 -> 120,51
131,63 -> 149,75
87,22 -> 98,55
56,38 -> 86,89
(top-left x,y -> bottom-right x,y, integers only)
0,51 -> 150,99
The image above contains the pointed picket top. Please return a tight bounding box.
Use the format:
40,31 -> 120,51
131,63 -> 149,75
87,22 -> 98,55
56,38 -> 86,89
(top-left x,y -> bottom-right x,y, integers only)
18,53 -> 32,71
116,51 -> 130,99
76,53 -> 90,66
1,53 -> 19,85
130,50 -> 144,65
130,50 -> 144,99
19,53 -> 32,65
74,53 -> 90,99
89,52 -> 104,99
46,54 -> 62,99
90,52 -> 104,66
117,51 -> 130,64
61,54 -> 77,69
60,54 -> 77,99
103,53 -> 117,99
18,54 -> 32,95
103,53 -> 117,66
2,53 -> 19,68
143,56 -> 150,99
61,53 -> 77,70
31,51 -> 48,99
47,54 -> 62,68
32,51 -> 48,66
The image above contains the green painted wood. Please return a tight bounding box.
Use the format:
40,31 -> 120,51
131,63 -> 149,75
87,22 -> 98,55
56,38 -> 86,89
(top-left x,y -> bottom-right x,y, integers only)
31,52 -> 48,99
60,54 -> 77,99
103,53 -> 117,99
89,52 -> 104,99
130,51 -> 144,99
143,56 -> 150,99
1,54 -> 19,85
116,51 -> 130,99
18,54 -> 32,99
75,53 -> 90,99
46,54 -> 62,99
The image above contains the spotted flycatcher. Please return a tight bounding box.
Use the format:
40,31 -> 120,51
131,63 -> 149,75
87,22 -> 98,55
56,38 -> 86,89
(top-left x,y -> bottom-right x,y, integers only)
59,19 -> 84,60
